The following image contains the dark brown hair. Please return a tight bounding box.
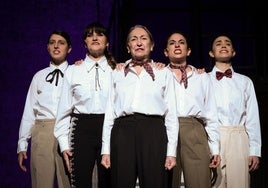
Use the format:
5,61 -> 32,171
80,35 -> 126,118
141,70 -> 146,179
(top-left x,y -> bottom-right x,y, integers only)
83,22 -> 117,69
48,30 -> 72,47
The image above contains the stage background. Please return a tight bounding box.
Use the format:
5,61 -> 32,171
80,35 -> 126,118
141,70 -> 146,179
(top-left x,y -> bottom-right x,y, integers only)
0,0 -> 267,187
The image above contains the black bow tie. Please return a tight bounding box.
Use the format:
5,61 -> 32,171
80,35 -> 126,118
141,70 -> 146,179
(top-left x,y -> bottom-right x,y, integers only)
45,69 -> 63,86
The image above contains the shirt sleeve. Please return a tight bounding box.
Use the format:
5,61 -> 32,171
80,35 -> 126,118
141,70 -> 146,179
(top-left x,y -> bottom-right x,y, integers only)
202,74 -> 220,155
17,74 -> 38,153
164,70 -> 179,157
54,68 -> 73,152
101,72 -> 116,155
244,78 -> 262,157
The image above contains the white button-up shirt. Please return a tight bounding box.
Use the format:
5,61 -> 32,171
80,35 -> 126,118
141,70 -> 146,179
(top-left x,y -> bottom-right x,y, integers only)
17,61 -> 68,153
101,59 -> 178,157
209,66 -> 262,157
169,64 -> 220,155
54,55 -> 113,152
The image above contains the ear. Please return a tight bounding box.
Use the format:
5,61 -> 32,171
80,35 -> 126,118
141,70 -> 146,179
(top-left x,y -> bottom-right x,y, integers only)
68,46 -> 72,53
232,50 -> 236,57
187,48 -> 191,56
209,51 -> 214,58
127,46 -> 130,53
150,44 -> 154,51
164,48 -> 168,57
84,39 -> 87,48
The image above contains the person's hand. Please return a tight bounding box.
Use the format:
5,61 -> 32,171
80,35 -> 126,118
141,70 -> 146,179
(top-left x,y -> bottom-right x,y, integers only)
101,154 -> 111,169
18,151 -> 27,172
209,155 -> 221,168
165,156 -> 176,170
152,62 -> 166,70
249,156 -> 260,172
116,63 -> 125,71
63,150 -> 73,173
196,68 -> 206,74
74,59 -> 83,66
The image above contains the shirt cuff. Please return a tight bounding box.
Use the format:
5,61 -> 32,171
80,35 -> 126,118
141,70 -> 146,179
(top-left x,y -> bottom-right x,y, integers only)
101,144 -> 110,155
58,136 -> 70,152
250,146 -> 261,157
17,141 -> 28,153
209,142 -> 220,156
167,143 -> 177,157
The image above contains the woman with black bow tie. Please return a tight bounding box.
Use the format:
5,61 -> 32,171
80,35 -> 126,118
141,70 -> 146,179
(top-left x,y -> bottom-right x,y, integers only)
17,30 -> 72,188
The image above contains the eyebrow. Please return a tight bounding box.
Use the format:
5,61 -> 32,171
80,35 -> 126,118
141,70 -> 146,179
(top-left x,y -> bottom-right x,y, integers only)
215,39 -> 231,43
130,34 -> 148,38
49,39 -> 67,43
169,39 -> 184,42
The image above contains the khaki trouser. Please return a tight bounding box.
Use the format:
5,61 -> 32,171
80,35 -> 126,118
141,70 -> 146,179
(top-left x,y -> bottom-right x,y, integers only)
172,117 -> 211,188
30,119 -> 71,188
214,126 -> 250,188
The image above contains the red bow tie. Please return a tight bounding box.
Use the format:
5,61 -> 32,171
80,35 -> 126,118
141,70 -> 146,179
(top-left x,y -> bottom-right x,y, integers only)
216,68 -> 232,80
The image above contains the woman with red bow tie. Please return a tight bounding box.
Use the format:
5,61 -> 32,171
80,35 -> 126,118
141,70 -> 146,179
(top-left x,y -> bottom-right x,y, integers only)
208,35 -> 262,188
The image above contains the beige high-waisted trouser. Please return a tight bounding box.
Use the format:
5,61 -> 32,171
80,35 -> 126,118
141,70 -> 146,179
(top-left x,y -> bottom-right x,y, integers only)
30,119 -> 71,188
214,126 -> 250,188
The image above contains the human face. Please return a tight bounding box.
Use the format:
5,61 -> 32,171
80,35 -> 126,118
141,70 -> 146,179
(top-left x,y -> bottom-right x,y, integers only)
127,27 -> 154,61
47,34 -> 71,65
164,33 -> 190,64
209,35 -> 235,62
84,31 -> 108,59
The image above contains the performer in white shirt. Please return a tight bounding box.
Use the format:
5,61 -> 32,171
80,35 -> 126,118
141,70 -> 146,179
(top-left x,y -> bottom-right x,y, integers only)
101,24 -> 178,188
208,35 -> 262,188
17,30 -> 72,188
164,31 -> 221,188
54,22 -> 116,188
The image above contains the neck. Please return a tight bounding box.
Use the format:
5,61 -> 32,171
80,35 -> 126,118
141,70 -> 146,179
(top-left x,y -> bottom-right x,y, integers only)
132,58 -> 150,62
88,53 -> 104,62
215,61 -> 231,71
131,59 -> 151,66
51,60 -> 65,67
170,62 -> 187,67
